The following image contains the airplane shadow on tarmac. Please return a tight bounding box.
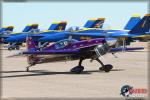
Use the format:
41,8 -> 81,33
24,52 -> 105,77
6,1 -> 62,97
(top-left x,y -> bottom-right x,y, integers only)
0,69 -> 125,78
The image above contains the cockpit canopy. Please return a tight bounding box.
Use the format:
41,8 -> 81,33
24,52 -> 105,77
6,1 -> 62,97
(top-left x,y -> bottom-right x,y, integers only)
55,39 -> 78,49
67,26 -> 80,31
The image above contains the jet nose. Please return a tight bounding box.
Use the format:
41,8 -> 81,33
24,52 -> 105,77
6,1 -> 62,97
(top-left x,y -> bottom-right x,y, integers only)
105,38 -> 117,46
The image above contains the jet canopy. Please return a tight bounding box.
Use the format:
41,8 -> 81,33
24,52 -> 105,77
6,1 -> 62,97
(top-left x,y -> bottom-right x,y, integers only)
55,39 -> 78,49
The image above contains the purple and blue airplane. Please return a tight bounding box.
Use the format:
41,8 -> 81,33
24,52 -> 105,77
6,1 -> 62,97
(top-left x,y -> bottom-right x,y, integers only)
10,37 -> 144,73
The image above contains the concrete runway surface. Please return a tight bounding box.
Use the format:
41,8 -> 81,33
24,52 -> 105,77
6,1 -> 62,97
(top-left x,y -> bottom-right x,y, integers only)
1,42 -> 149,99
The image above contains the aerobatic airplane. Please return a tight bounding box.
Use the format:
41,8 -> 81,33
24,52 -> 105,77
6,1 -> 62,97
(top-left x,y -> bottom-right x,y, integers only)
9,37 -> 144,73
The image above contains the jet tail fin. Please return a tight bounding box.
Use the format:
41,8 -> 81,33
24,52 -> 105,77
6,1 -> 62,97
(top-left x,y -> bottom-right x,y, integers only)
5,26 -> 14,31
0,26 -> 14,32
84,18 -> 105,28
129,14 -> 150,34
124,14 -> 141,30
31,24 -> 39,30
22,24 -> 39,32
48,21 -> 67,31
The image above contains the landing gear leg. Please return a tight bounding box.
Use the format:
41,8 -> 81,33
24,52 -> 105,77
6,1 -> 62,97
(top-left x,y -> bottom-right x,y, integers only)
70,57 -> 84,74
96,58 -> 113,72
26,61 -> 36,72
26,65 -> 32,72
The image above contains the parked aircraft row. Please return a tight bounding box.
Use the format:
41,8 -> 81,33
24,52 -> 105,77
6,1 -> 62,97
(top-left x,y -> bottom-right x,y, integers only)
5,14 -> 150,73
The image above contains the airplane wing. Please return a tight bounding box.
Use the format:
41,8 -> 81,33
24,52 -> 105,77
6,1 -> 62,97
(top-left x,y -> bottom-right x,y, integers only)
22,49 -> 80,55
6,49 -> 80,58
132,34 -> 150,38
109,33 -> 139,37
109,47 -> 144,52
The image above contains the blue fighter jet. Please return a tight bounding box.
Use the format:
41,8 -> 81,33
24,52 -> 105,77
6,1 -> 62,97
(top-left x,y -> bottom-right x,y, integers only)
3,21 -> 67,43
35,18 -> 106,43
1,24 -> 39,50
37,15 -> 141,44
4,18 -> 105,48
66,14 -> 150,47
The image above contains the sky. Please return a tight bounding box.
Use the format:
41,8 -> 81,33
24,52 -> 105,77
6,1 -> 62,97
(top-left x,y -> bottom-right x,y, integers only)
2,1 -> 148,32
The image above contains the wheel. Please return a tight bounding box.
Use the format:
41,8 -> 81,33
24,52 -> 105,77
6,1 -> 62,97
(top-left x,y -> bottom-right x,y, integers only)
70,66 -> 84,74
105,64 -> 113,70
16,46 -> 20,50
103,64 -> 113,72
99,64 -> 113,72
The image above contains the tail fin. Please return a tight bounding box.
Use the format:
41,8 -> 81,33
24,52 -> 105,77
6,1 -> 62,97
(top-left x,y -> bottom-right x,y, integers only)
84,18 -> 105,28
0,26 -> 14,32
48,21 -> 67,31
124,14 -> 141,30
26,37 -> 38,66
26,37 -> 37,51
31,24 -> 38,30
129,14 -> 150,34
22,24 -> 39,32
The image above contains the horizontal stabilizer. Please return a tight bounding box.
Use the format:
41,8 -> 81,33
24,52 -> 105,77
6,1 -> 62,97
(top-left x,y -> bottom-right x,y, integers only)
110,47 -> 144,52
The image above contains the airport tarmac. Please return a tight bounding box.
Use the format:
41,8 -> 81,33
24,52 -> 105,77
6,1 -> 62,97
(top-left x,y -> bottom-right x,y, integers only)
1,42 -> 149,99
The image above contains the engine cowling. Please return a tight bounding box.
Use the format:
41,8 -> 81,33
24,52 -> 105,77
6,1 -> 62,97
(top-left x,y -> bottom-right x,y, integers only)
94,43 -> 110,57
